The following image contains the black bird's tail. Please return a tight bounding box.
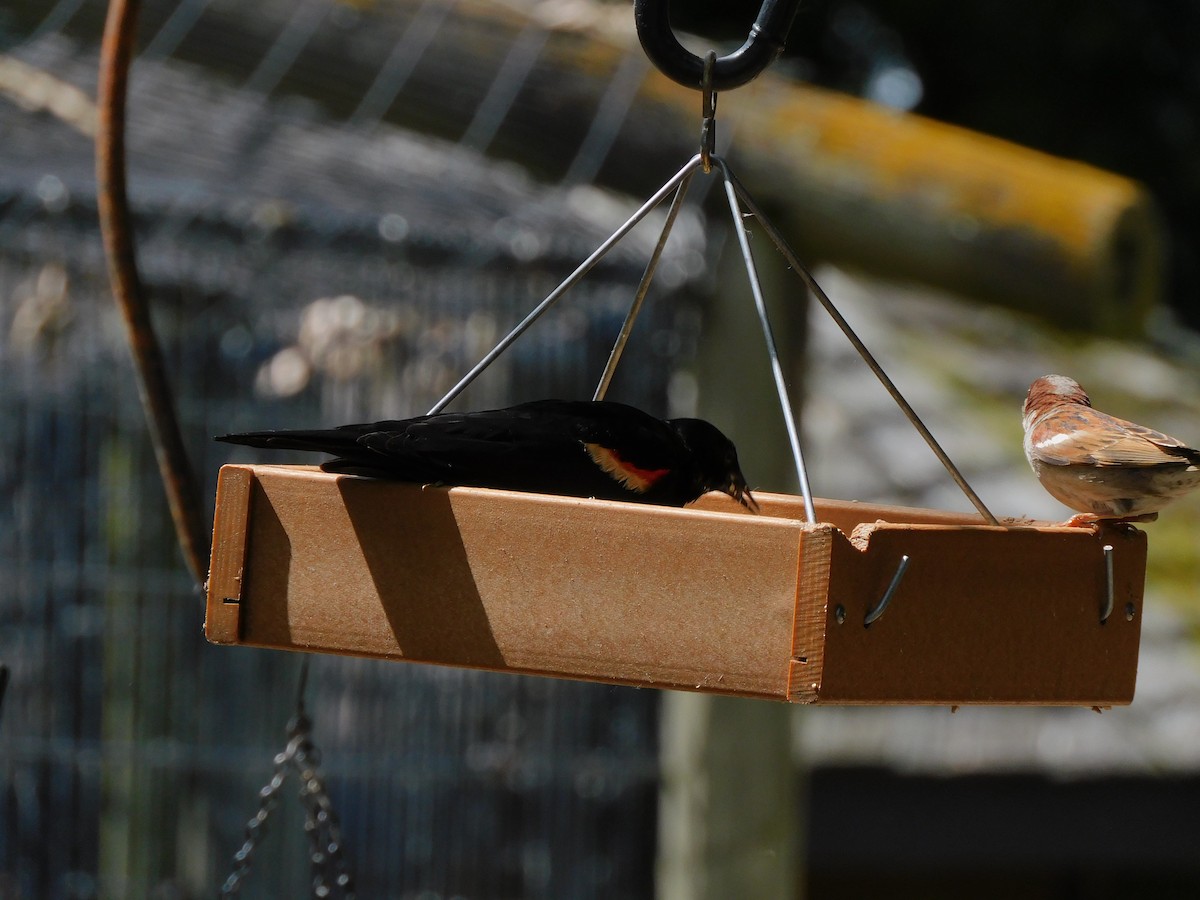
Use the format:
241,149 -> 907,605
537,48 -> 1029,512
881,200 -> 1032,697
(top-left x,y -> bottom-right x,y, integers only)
216,423 -> 433,478
215,427 -> 365,456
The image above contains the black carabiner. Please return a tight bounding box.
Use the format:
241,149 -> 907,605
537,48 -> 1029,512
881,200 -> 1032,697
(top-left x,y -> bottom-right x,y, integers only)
634,0 -> 801,91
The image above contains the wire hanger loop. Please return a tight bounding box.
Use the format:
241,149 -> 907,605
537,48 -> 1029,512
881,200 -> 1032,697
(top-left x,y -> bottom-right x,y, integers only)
634,0 -> 800,91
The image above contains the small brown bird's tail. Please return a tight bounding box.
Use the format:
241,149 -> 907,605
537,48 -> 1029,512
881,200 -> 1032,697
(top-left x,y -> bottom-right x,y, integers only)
1160,443 -> 1200,467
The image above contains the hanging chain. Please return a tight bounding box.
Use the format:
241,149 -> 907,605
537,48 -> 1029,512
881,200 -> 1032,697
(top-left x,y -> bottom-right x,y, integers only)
699,51 -> 717,172
220,662 -> 356,898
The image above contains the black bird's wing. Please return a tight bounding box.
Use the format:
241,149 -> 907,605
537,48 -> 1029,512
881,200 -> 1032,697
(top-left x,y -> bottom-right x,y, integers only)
516,400 -> 687,494
363,400 -> 692,498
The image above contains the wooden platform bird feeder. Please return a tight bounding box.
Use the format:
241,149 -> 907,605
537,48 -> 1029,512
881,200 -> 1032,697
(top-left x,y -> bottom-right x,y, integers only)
203,9 -> 1150,707
205,464 -> 1145,706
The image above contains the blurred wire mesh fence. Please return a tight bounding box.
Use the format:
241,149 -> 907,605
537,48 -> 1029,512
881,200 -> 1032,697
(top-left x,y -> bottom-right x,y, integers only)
0,1 -> 717,895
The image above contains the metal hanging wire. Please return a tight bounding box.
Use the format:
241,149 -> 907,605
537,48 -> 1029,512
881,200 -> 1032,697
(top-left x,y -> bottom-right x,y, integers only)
723,167 -> 1000,525
593,171 -> 696,401
427,155 -> 704,414
715,155 -> 817,525
428,57 -> 823,521
434,6 -> 998,526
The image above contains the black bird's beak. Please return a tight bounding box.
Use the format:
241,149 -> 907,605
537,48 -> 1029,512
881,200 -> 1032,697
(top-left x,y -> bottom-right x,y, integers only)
728,475 -> 759,513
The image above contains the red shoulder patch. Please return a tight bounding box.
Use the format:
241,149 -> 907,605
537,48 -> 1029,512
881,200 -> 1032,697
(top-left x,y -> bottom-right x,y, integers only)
584,443 -> 670,493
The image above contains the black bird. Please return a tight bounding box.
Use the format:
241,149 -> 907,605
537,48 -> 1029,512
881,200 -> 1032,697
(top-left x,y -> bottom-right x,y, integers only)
217,399 -> 758,511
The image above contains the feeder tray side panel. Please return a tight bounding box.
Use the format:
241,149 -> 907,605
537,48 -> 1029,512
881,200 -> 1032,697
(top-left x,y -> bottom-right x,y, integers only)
206,465 -> 807,699
813,522 -> 1145,705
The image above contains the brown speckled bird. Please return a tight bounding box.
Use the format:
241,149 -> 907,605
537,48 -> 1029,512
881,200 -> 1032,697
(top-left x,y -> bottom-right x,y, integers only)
1022,374 -> 1200,525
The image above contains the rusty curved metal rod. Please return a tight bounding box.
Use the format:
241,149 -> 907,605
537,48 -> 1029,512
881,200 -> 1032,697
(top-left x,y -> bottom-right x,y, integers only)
97,0 -> 210,586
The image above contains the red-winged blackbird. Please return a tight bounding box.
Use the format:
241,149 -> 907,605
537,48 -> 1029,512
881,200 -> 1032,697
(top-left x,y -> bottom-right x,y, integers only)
217,399 -> 757,510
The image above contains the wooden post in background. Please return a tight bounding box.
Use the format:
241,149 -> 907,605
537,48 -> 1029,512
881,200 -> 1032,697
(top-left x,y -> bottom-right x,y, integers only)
657,694 -> 800,900
656,243 -> 806,899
